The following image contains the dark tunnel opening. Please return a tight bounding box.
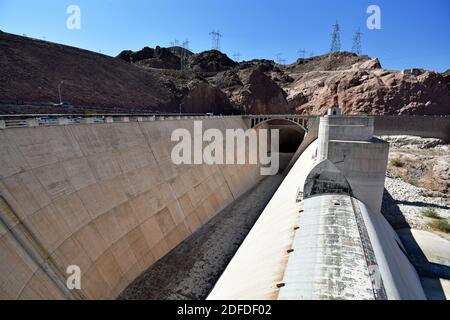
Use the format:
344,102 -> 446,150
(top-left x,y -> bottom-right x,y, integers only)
278,128 -> 305,153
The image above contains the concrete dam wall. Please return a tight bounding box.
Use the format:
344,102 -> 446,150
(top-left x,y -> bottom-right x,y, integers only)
373,116 -> 450,141
0,117 -> 263,299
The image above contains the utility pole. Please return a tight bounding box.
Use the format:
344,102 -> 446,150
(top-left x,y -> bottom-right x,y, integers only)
58,81 -> 64,105
352,29 -> 362,55
233,52 -> 241,62
330,21 -> 341,53
209,30 -> 222,51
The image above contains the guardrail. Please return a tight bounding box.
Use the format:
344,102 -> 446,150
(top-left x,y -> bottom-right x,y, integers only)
0,113 -> 243,129
0,113 -> 448,130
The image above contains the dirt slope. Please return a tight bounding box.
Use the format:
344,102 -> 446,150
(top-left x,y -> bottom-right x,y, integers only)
0,31 -> 179,113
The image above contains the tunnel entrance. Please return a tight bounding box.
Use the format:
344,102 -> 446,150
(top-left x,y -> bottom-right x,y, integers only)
255,119 -> 306,171
278,127 -> 305,153
256,119 -> 306,153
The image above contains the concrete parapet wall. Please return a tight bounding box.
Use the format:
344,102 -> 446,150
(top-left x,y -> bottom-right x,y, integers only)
0,118 -> 262,299
373,116 -> 450,141
328,139 -> 389,214
328,124 -> 373,141
326,116 -> 374,142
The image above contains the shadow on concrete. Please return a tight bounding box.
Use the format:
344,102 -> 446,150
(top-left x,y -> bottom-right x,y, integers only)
381,188 -> 448,300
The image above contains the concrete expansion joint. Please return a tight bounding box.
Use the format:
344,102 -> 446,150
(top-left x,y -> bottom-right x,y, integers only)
0,196 -> 84,300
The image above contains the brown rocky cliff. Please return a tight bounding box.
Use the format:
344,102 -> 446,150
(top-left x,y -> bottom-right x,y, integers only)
180,79 -> 235,114
234,69 -> 290,114
281,53 -> 450,115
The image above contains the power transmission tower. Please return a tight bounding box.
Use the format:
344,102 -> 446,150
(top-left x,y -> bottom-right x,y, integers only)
181,40 -> 190,70
276,53 -> 283,64
169,39 -> 180,54
330,21 -> 341,53
233,52 -> 241,62
209,30 -> 222,51
276,54 -> 286,65
309,51 -> 315,58
352,29 -> 362,55
297,49 -> 307,59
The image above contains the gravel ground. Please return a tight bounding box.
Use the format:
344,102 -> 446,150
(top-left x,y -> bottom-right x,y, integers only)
382,175 -> 449,231
381,136 -> 450,299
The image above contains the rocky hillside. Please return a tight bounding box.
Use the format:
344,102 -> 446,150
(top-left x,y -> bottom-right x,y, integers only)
119,46 -> 449,115
205,52 -> 450,115
1,31 -> 449,115
0,32 -> 233,114
282,53 -> 450,115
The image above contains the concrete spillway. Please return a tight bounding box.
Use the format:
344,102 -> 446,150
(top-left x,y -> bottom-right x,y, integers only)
208,110 -> 426,300
1,113 -> 444,300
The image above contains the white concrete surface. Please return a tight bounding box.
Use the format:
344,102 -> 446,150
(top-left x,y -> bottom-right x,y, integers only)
208,141 -> 319,300
359,202 -> 426,299
279,195 -> 375,300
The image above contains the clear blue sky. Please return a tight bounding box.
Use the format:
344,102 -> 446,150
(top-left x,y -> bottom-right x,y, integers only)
0,0 -> 449,71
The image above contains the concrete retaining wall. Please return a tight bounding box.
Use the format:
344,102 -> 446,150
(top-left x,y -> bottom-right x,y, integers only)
373,116 -> 450,141
0,118 -> 262,299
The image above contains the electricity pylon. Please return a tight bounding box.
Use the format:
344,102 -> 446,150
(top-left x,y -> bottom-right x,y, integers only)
352,29 -> 362,55
209,30 -> 222,51
330,21 -> 341,53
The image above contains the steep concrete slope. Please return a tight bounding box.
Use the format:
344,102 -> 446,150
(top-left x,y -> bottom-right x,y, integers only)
0,118 -> 262,299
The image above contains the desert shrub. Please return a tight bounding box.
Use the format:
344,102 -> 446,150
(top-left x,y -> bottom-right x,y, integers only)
390,158 -> 404,168
420,208 -> 441,219
429,219 -> 450,233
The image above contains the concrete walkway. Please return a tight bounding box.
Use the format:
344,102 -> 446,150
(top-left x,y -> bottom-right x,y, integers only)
118,174 -> 284,300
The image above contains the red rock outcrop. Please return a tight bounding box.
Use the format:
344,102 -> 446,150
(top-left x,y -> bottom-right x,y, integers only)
285,57 -> 450,115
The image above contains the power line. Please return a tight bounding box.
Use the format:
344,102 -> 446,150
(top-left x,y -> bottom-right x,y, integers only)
330,21 -> 341,53
352,29 -> 362,55
233,52 -> 241,62
209,30 -> 222,51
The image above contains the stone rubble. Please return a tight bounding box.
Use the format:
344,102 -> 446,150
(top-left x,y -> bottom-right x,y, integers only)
383,175 -> 449,231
